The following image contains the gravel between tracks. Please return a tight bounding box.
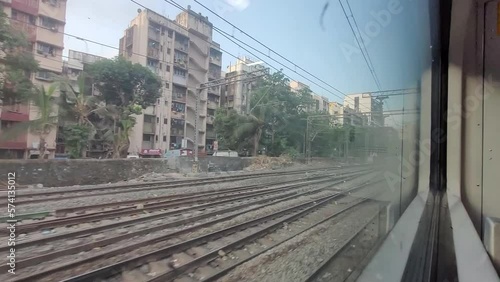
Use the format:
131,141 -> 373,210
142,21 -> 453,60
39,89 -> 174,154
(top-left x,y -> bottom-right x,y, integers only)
15,172 -> 328,214
6,182 -> 339,282
219,203 -> 379,282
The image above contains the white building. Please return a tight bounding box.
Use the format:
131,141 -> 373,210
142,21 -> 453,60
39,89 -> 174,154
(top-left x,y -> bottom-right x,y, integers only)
344,93 -> 384,126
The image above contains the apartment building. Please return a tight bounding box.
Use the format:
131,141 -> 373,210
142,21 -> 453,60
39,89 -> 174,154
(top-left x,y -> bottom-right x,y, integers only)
343,93 -> 384,126
328,101 -> 344,126
56,50 -> 105,156
223,57 -> 266,114
0,0 -> 67,159
289,80 -> 329,113
119,7 -> 222,156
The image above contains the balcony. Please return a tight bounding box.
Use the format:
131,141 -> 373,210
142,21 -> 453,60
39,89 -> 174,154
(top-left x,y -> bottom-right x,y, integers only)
171,111 -> 185,120
10,20 -> 36,42
209,56 -> 222,66
172,74 -> 187,86
170,127 -> 184,137
143,122 -> 155,134
206,131 -> 216,139
172,93 -> 187,103
37,25 -> 63,46
148,27 -> 161,42
209,70 -> 221,80
207,100 -> 219,109
1,104 -> 29,122
174,58 -> 188,70
147,47 -> 160,59
39,0 -> 66,22
174,41 -> 188,53
206,115 -> 215,124
0,126 -> 28,149
11,0 -> 39,16
147,65 -> 159,75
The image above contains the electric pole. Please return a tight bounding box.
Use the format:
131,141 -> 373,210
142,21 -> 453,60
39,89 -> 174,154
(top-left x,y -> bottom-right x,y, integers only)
192,88 -> 201,173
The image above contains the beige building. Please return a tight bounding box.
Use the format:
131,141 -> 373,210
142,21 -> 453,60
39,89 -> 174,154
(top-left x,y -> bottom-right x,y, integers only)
343,93 -> 384,126
57,50 -> 106,156
223,57 -> 266,114
118,7 -> 222,156
328,102 -> 344,126
0,0 -> 67,159
289,80 -> 329,113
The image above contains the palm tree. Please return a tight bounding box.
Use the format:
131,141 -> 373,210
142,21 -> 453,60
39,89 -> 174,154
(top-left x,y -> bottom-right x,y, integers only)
235,113 -> 265,157
59,73 -> 102,158
1,84 -> 59,159
60,73 -> 101,127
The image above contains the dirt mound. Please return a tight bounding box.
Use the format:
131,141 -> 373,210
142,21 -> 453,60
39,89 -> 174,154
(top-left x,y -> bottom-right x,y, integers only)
246,155 -> 294,171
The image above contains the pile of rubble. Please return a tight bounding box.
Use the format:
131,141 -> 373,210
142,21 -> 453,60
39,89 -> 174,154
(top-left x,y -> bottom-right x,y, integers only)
246,155 -> 294,171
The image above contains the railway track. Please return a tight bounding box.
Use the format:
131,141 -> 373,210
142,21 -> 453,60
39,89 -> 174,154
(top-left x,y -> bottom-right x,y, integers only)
9,166 -> 353,205
0,172 -> 369,272
3,169 -> 367,236
5,173 -> 383,282
303,208 -> 382,282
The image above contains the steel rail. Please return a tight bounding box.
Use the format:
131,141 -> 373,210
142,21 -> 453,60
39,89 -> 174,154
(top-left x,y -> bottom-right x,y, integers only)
10,177 -> 378,282
10,171 -> 365,234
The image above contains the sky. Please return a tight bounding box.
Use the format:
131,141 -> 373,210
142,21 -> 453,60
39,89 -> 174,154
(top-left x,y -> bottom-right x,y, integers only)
64,0 -> 431,110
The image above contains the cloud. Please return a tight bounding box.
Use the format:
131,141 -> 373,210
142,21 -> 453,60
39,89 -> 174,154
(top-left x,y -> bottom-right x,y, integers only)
225,0 -> 250,11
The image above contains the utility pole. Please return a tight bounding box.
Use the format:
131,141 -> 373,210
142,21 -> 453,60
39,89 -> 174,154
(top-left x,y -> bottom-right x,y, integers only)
246,82 -> 252,114
193,88 -> 201,173
305,117 -> 309,164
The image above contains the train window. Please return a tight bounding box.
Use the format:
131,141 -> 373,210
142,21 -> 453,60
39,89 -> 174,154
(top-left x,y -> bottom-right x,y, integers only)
1,0 -> 498,281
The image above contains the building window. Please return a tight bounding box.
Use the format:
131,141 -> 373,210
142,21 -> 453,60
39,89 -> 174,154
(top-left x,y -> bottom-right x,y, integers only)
164,101 -> 168,106
165,82 -> 170,89
166,65 -> 171,72
168,30 -> 173,38
35,70 -> 54,81
164,118 -> 168,124
37,42 -> 56,56
354,97 -> 360,111
156,117 -> 159,123
171,102 -> 186,113
163,136 -> 167,142
174,68 -> 186,77
143,134 -> 152,142
43,0 -> 60,7
40,16 -> 58,30
144,115 -> 155,123
11,9 -> 36,25
167,48 -> 171,55
155,135 -> 158,142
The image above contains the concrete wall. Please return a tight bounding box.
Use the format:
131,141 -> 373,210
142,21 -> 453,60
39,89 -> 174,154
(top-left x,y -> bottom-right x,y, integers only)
0,157 -> 253,186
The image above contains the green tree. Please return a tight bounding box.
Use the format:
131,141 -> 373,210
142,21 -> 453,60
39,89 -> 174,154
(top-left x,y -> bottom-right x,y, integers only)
59,73 -> 104,158
63,125 -> 91,159
86,57 -> 162,157
0,84 -> 59,158
0,8 -> 39,103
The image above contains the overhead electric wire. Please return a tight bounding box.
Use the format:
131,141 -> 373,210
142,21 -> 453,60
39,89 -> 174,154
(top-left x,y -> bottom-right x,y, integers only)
154,0 -> 376,114
338,0 -> 381,90
345,0 -> 381,90
8,16 -> 234,75
193,0 -> 348,96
